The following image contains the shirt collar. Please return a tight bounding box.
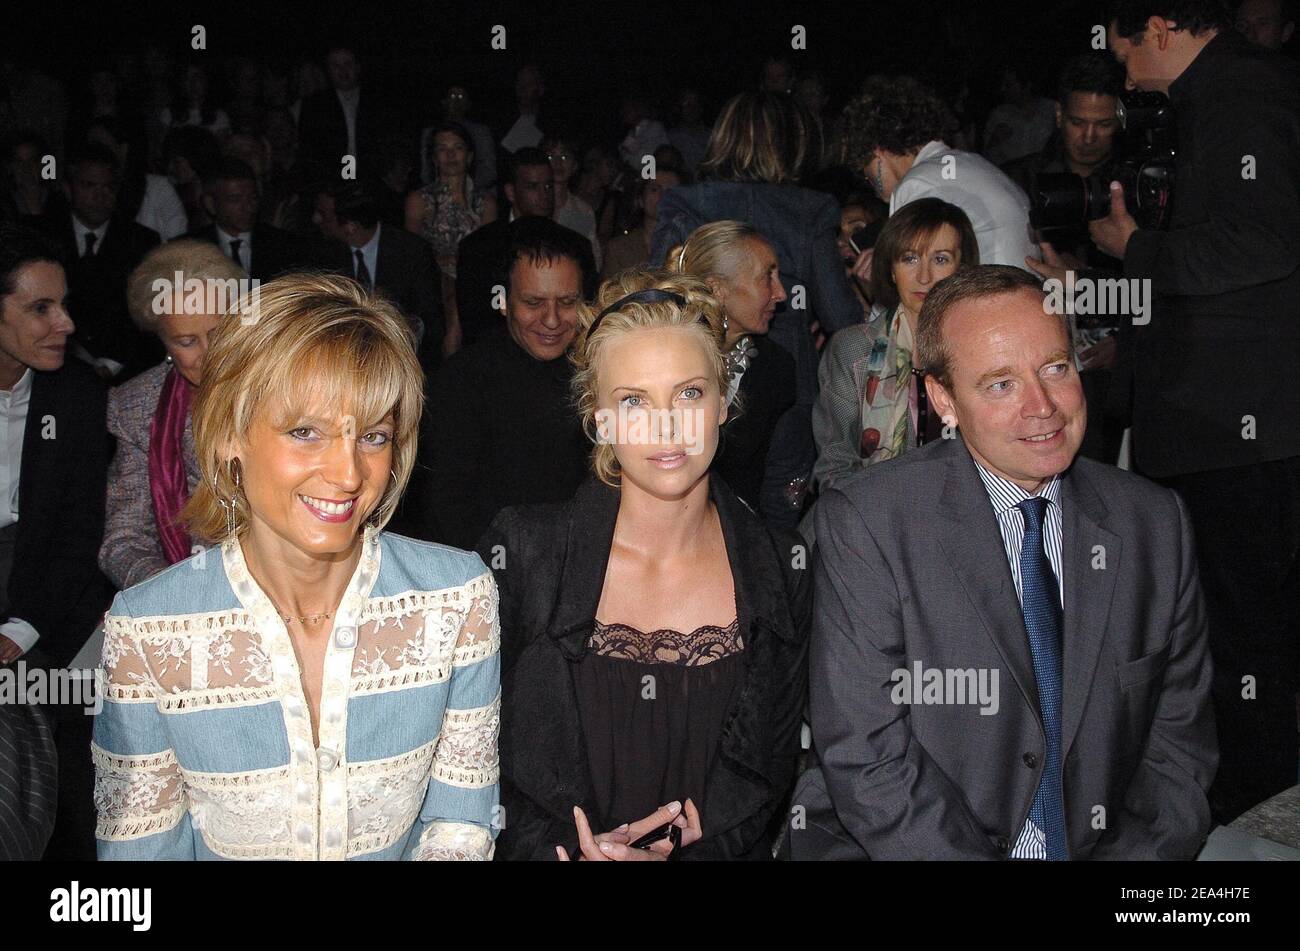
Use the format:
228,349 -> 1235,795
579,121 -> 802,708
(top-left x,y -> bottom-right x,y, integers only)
914,139 -> 948,163
974,460 -> 1062,516
358,221 -> 382,257
71,214 -> 109,242
0,368 -> 33,406
215,224 -> 252,245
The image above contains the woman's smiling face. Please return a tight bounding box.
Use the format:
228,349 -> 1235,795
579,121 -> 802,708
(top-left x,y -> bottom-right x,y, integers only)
234,380 -> 395,558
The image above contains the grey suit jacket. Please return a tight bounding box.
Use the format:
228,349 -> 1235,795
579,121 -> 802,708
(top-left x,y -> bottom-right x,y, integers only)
792,435 -> 1217,860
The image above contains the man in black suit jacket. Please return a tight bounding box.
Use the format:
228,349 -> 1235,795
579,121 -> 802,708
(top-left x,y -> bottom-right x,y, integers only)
403,218 -> 592,548
0,224 -> 114,860
41,144 -> 160,379
188,158 -> 308,283
455,148 -> 594,349
1095,8 -> 1300,822
792,267 -> 1216,860
297,46 -> 388,179
315,180 -> 443,372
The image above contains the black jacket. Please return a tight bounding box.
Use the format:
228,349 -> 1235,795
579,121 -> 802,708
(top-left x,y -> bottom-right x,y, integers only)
9,361 -> 114,668
42,213 -> 161,377
398,322 -> 589,549
296,87 -> 390,178
318,224 -> 444,373
187,223 -> 309,283
714,335 -> 797,520
478,475 -> 811,861
1123,32 -> 1300,477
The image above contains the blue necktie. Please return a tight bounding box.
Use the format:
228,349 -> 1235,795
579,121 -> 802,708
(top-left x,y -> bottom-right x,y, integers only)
1017,496 -> 1067,860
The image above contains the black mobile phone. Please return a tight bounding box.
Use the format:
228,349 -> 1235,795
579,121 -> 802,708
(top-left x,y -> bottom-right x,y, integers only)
849,219 -> 885,255
629,820 -> 683,851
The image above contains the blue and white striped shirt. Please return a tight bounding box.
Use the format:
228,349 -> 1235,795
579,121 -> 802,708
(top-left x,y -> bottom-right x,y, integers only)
974,463 -> 1063,860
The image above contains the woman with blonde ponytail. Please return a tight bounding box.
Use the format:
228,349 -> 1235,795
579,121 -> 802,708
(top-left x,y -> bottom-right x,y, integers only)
672,221 -> 797,521
480,268 -> 810,862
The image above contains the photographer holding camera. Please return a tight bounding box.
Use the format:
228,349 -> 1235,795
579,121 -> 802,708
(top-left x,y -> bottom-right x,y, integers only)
1098,1 -> 1300,823
1013,53 -> 1131,464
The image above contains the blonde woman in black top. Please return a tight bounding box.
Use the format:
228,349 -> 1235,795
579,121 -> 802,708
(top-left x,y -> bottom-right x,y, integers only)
480,270 -> 811,861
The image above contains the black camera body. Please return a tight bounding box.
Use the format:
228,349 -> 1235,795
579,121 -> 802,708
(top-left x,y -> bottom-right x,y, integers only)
1030,90 -> 1177,232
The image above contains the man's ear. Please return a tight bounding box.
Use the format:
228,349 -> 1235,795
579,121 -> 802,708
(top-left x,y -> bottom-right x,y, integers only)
1054,102 -> 1063,129
201,191 -> 216,219
1148,15 -> 1172,49
502,183 -> 515,208
926,374 -> 958,428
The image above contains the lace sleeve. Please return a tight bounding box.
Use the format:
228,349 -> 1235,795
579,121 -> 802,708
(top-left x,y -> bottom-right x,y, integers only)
408,572 -> 501,861
92,602 -> 194,859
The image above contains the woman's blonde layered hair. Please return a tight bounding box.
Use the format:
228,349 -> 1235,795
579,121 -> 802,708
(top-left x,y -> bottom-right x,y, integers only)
181,273 -> 424,543
698,91 -> 810,184
572,269 -> 727,486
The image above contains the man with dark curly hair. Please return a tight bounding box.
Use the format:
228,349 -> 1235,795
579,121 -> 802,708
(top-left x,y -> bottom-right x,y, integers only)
840,76 -> 1039,268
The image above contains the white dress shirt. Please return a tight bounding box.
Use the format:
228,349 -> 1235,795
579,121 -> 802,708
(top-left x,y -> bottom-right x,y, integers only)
215,225 -> 252,273
501,112 -> 542,153
352,222 -> 381,288
0,368 -> 32,529
891,140 -> 1040,268
0,368 -> 39,654
136,174 -> 188,240
336,87 -> 361,158
555,194 -> 601,269
71,215 -> 108,257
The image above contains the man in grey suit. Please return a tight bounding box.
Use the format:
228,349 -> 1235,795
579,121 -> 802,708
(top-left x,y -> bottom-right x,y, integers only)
792,265 -> 1216,860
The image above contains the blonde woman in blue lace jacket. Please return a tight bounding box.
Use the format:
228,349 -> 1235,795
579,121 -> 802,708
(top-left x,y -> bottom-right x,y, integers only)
92,273 -> 500,860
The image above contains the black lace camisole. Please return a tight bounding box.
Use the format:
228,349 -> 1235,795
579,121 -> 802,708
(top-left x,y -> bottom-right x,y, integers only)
573,617 -> 745,832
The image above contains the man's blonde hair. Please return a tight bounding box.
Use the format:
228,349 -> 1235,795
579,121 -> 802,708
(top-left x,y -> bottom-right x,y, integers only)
181,272 -> 424,543
571,269 -> 727,486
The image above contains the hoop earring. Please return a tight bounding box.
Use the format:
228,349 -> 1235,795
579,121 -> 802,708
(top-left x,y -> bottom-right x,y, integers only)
216,458 -> 243,538
215,482 -> 236,538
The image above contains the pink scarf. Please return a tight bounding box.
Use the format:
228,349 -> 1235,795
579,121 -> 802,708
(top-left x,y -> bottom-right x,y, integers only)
148,367 -> 194,565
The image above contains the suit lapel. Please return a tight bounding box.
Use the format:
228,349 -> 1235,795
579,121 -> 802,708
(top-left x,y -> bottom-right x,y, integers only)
372,228 -> 388,290
1060,464 -> 1120,758
510,480 -> 616,823
705,480 -> 785,834
935,439 -> 1041,716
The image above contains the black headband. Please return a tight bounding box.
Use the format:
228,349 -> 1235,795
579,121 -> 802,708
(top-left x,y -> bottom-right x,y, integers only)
587,288 -> 702,339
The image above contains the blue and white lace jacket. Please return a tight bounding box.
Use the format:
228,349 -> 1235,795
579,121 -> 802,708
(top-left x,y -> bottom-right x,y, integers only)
92,525 -> 500,860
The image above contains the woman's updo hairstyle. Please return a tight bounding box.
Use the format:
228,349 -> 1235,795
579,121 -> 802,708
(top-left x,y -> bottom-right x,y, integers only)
571,268 -> 727,486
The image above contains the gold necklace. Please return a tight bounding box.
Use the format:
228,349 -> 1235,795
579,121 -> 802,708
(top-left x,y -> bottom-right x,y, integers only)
280,611 -> 333,625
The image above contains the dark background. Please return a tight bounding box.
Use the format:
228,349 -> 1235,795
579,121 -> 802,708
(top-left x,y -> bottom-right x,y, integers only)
4,0 -> 1121,140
